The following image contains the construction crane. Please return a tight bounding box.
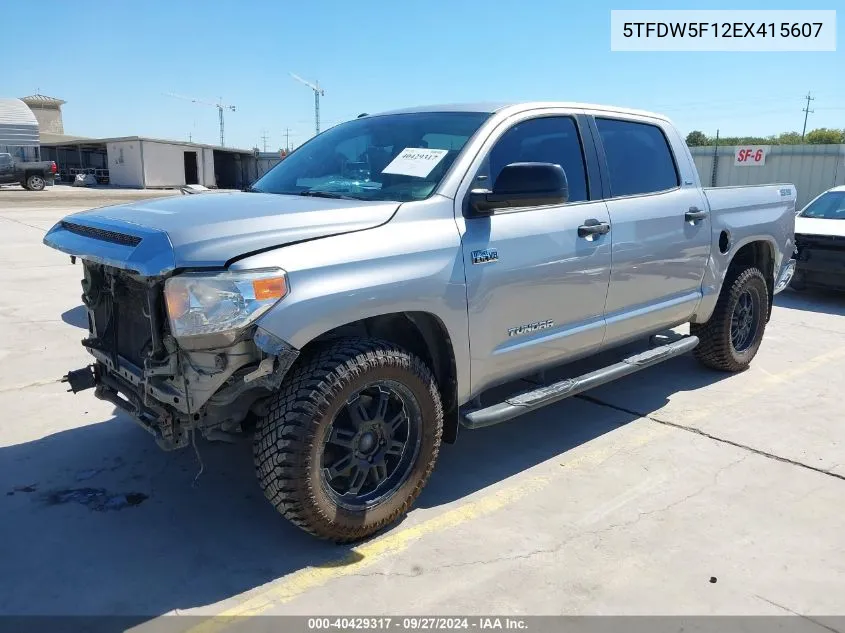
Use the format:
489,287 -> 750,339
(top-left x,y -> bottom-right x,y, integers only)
164,93 -> 237,147
289,72 -> 325,136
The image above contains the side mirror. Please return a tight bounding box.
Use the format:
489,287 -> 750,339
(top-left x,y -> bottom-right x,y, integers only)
468,162 -> 568,216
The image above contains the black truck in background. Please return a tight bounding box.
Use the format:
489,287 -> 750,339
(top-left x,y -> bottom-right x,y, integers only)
0,153 -> 58,190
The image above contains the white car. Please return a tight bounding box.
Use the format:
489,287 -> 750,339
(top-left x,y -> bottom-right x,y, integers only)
791,186 -> 845,292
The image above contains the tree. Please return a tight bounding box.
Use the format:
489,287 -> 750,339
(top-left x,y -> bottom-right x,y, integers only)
776,132 -> 803,145
686,130 -> 708,146
805,128 -> 845,144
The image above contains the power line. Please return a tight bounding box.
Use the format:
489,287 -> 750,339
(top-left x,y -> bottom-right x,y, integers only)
260,129 -> 269,152
801,91 -> 815,141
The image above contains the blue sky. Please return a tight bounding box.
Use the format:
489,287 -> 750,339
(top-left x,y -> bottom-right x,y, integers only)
3,0 -> 843,149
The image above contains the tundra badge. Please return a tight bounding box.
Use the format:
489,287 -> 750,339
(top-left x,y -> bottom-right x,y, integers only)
471,248 -> 499,265
507,320 -> 554,337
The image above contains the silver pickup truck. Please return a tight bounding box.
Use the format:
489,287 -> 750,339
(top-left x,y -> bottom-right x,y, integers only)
44,102 -> 797,541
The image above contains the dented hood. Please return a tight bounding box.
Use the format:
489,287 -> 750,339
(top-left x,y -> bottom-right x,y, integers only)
43,192 -> 399,276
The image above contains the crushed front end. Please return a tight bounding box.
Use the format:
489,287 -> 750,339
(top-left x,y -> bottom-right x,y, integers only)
45,217 -> 299,451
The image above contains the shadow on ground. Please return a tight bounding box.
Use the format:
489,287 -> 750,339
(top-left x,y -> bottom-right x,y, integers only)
775,288 -> 845,316
61,305 -> 88,329
0,340 -> 730,621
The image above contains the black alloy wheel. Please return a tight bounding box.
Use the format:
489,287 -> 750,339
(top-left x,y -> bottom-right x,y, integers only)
321,382 -> 421,510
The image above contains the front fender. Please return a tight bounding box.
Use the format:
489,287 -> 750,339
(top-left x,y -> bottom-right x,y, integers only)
231,201 -> 472,402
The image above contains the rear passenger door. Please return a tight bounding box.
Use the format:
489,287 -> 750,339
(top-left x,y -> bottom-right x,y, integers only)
590,116 -> 710,346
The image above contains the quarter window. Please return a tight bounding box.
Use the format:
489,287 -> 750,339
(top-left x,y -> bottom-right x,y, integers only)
595,118 -> 679,197
480,116 -> 589,203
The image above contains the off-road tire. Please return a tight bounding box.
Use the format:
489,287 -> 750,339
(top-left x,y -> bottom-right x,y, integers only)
254,338 -> 443,542
25,174 -> 45,191
691,266 -> 768,372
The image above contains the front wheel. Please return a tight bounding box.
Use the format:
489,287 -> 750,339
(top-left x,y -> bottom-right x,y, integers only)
25,174 -> 45,191
691,266 -> 769,372
254,338 -> 443,542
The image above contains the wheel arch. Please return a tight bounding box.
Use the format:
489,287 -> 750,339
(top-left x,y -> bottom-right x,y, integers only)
298,311 -> 461,444
726,239 -> 775,321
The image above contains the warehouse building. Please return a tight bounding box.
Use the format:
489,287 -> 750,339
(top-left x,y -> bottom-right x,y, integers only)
39,135 -> 261,189
690,144 -> 845,210
0,98 -> 40,161
20,94 -> 66,135
1,92 -> 277,189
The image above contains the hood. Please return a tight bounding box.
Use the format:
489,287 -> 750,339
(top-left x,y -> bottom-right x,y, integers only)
795,216 -> 845,238
42,192 -> 399,276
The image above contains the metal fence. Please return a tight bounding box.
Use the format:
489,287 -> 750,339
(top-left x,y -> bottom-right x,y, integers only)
689,144 -> 845,210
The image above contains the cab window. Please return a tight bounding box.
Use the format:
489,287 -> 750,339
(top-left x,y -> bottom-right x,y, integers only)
474,116 -> 589,203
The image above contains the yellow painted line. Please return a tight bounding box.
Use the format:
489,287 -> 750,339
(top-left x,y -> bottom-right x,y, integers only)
184,475 -> 551,633
680,345 -> 845,425
181,426 -> 664,633
179,345 -> 845,633
559,423 -> 666,470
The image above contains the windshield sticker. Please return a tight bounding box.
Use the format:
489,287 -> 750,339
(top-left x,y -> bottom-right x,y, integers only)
382,148 -> 449,178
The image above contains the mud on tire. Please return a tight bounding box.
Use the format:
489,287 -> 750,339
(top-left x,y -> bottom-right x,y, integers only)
691,266 -> 769,372
254,338 -> 443,542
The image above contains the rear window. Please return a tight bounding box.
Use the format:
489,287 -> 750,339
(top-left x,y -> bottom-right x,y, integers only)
595,118 -> 679,197
800,191 -> 845,220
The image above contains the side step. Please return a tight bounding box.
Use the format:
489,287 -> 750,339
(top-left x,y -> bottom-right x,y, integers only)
460,335 -> 699,429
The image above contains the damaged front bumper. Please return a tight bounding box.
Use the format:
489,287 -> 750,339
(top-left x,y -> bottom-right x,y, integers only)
63,326 -> 299,450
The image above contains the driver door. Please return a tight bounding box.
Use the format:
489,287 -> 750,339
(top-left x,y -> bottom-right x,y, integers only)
456,113 -> 612,395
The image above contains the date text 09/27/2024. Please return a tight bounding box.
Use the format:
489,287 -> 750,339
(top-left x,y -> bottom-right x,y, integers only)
307,617 -> 528,630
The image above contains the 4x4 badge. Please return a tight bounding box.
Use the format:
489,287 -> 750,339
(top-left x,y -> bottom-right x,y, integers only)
471,248 -> 499,265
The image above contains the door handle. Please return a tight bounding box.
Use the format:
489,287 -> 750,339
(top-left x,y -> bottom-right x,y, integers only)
578,220 -> 611,238
685,207 -> 708,222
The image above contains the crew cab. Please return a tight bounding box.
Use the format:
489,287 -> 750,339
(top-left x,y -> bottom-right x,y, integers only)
0,153 -> 57,190
43,102 -> 796,541
791,186 -> 845,292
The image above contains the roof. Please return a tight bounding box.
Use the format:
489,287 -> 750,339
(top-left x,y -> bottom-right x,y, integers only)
40,132 -> 94,144
39,134 -> 253,153
20,94 -> 66,107
373,101 -> 670,121
0,98 -> 39,146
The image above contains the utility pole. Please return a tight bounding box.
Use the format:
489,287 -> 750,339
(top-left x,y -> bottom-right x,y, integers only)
260,129 -> 269,153
801,91 -> 815,141
283,127 -> 292,151
710,129 -> 719,187
290,72 -> 325,136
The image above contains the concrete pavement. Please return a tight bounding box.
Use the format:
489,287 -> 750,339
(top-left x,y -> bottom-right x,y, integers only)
1,190 -> 843,628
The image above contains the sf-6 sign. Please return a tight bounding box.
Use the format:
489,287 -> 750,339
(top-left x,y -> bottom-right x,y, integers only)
734,146 -> 770,166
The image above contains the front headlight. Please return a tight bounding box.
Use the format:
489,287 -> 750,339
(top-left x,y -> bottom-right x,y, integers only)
164,268 -> 289,338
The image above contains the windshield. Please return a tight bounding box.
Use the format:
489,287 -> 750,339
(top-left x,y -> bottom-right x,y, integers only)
800,191 -> 845,219
250,111 -> 490,202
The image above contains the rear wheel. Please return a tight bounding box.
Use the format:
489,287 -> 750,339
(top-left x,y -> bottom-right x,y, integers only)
25,174 -> 45,191
692,266 -> 769,372
254,338 -> 443,542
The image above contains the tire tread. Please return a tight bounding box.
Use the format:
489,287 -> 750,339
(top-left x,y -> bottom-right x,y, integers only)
254,337 -> 443,542
692,266 -> 769,372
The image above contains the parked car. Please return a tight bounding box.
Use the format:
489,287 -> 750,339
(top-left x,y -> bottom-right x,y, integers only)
0,153 -> 58,190
791,186 -> 845,291
43,102 -> 796,542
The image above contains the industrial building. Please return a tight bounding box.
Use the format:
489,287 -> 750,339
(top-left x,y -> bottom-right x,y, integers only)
0,97 -> 40,161
2,93 -> 281,189
690,143 -> 845,210
39,135 -> 264,189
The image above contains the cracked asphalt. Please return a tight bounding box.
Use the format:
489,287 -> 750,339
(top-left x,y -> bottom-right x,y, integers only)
1,188 -> 844,624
